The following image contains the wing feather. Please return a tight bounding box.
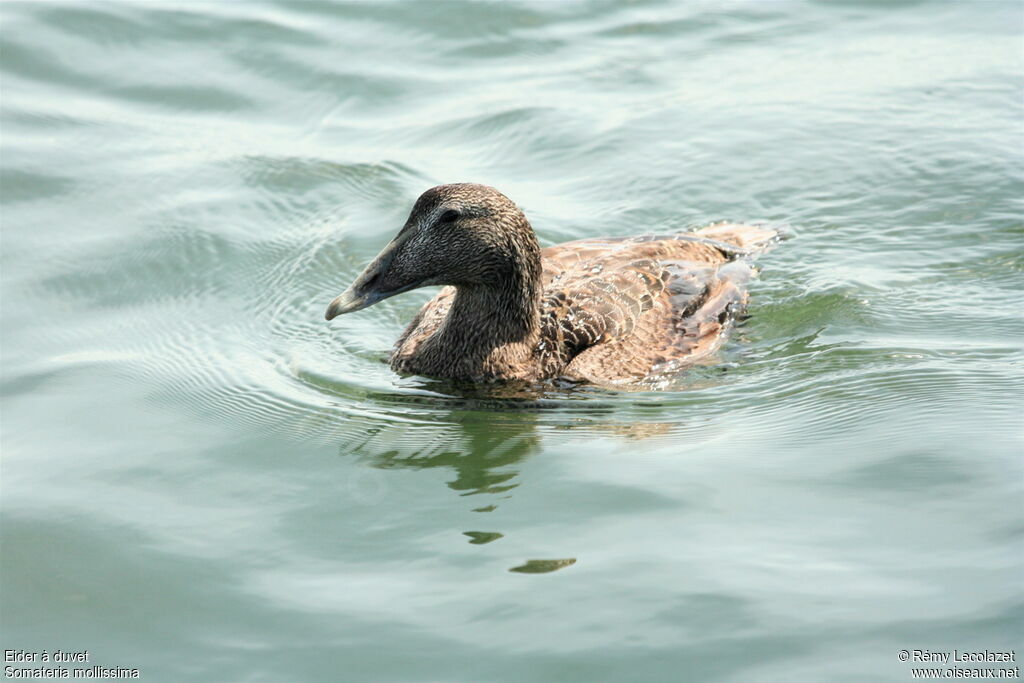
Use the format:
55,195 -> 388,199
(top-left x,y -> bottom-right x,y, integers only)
393,223 -> 779,383
539,225 -> 775,383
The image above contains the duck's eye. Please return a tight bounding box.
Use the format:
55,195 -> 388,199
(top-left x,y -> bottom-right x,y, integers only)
439,209 -> 460,224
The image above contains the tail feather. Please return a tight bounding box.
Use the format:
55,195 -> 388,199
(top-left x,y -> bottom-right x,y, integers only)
693,222 -> 788,252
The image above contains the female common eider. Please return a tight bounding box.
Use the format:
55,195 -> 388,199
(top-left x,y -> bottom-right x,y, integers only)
326,183 -> 780,384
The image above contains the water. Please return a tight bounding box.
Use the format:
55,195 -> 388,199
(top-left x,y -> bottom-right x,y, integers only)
1,1 -> 1022,681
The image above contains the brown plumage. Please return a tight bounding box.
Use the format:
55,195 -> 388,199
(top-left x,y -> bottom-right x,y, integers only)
326,183 -> 780,385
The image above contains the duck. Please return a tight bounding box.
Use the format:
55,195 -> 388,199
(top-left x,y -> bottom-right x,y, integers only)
325,183 -> 780,385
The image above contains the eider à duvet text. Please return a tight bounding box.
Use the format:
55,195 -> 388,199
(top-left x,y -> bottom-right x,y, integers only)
325,183 -> 782,384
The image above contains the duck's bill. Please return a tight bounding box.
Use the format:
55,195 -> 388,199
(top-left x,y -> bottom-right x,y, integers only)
325,252 -> 388,319
326,280 -> 421,320
325,231 -> 426,321
325,237 -> 395,320
325,286 -> 385,320
325,258 -> 421,320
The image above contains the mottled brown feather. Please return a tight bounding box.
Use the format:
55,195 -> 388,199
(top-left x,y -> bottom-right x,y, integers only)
534,228 -> 769,383
329,184 -> 780,384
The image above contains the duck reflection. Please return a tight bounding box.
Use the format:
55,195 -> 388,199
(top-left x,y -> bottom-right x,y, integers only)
342,409 -> 540,498
329,382 -> 676,572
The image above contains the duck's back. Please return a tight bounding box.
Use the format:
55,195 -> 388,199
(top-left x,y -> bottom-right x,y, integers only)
391,222 -> 780,384
536,222 -> 780,383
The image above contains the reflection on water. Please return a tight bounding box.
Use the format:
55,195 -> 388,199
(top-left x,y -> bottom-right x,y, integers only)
464,531 -> 504,545
509,559 -> 578,574
2,0 -> 1021,680
327,391 -> 680,572
341,411 -> 539,499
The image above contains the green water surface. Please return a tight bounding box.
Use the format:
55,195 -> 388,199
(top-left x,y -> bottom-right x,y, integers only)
1,1 -> 1022,681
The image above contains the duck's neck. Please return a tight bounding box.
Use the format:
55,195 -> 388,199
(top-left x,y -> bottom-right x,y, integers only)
435,247 -> 543,379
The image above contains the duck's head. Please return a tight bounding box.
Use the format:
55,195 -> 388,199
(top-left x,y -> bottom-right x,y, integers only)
326,183 -> 537,320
